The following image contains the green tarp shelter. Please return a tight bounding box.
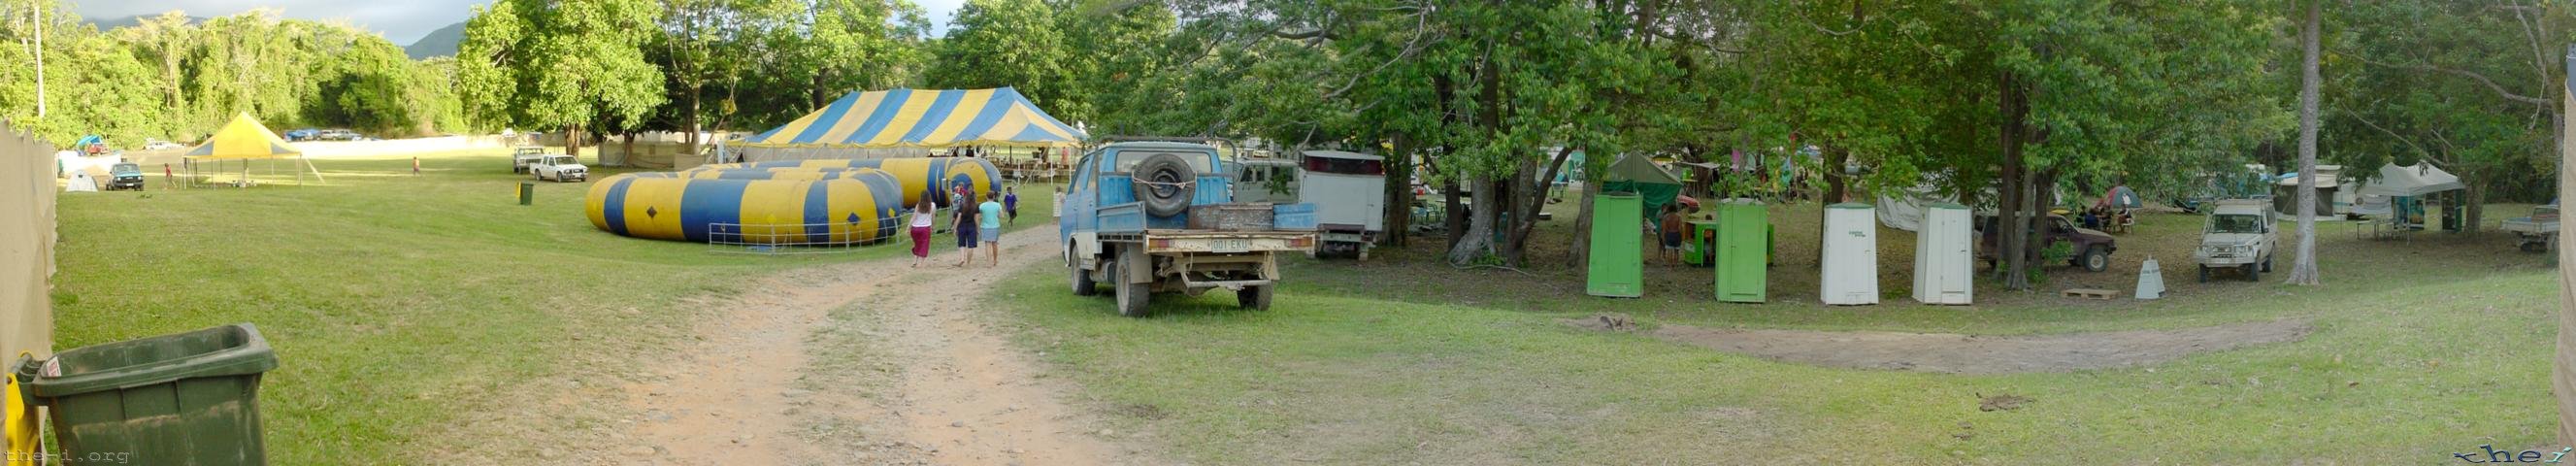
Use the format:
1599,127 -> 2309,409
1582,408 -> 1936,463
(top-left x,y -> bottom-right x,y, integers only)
1602,153 -> 1683,218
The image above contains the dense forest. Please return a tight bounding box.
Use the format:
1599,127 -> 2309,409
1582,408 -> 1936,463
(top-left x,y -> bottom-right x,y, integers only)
0,0 -> 2567,280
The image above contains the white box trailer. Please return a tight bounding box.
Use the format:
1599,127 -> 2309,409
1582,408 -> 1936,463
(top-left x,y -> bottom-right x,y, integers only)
1821,203 -> 1879,305
1912,203 -> 1973,305
1296,150 -> 1388,259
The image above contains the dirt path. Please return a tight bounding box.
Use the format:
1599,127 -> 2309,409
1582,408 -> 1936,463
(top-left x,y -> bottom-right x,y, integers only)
617,229 -> 1126,465
1621,318 -> 2312,374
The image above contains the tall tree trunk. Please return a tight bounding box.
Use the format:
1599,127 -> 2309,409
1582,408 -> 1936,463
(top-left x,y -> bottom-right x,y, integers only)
1443,181 -> 1466,250
1383,134 -> 1414,248
1448,178 -> 1500,264
1570,180 -> 1598,268
2286,0 -> 2325,285
2027,172 -> 2058,268
1507,148 -> 1580,266
2550,59 -> 2576,447
620,132 -> 636,168
566,124 -> 585,158
2463,179 -> 2485,234
685,85 -> 704,156
1823,146 -> 1851,203
1998,72 -> 2033,290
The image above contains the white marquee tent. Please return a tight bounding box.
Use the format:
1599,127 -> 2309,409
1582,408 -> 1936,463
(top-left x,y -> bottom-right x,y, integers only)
2357,163 -> 2465,198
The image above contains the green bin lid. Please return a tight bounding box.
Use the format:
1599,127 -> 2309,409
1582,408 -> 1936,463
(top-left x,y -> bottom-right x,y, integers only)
23,323 -> 279,396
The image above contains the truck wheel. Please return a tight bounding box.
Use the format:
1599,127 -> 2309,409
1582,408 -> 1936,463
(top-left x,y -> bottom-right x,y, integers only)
2080,247 -> 2109,272
1071,263 -> 1098,296
2197,266 -> 2209,283
1114,250 -> 1151,317
2261,255 -> 2273,273
2243,263 -> 2260,282
2524,241 -> 2549,252
1238,284 -> 1273,311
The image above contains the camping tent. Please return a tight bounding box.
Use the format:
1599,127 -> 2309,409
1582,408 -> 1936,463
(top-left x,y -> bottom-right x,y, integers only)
1601,153 -> 1682,218
2357,162 -> 2465,198
733,87 -> 1088,162
182,113 -> 317,185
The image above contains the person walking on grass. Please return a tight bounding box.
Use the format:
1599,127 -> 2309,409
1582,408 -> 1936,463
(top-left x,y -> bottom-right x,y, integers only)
908,198 -> 936,268
980,193 -> 1006,266
1658,204 -> 1686,266
1003,186 -> 1019,224
954,191 -> 980,268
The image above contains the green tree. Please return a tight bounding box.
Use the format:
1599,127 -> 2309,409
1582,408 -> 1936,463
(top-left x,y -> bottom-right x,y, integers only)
457,0 -> 666,156
927,0 -> 1069,108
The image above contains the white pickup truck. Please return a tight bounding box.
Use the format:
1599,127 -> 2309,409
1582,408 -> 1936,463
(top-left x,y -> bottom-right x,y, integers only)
2193,199 -> 2277,283
2502,204 -> 2559,252
530,154 -> 587,183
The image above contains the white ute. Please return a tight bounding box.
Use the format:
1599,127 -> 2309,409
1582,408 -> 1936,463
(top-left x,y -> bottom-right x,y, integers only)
531,154 -> 588,183
2193,199 -> 2276,283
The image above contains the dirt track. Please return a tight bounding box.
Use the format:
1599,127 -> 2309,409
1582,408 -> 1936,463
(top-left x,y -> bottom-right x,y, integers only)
616,228 -> 1132,465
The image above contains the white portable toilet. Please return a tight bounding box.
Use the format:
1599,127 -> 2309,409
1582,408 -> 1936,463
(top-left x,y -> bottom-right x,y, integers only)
1912,202 -> 1973,305
1821,203 -> 1879,305
2135,256 -> 2165,300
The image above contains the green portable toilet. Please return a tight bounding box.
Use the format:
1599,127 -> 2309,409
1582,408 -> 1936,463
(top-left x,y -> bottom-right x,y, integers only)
1682,220 -> 1719,267
1713,199 -> 1768,303
1587,192 -> 1643,297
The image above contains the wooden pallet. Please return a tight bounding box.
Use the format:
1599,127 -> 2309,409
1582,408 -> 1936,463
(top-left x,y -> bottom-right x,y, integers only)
2063,288 -> 2120,300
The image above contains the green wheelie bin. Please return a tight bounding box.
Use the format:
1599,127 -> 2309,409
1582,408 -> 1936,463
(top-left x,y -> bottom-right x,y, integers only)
20,323 -> 279,465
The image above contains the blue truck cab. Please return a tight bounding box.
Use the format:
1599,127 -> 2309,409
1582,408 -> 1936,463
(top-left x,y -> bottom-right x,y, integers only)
1060,141 -> 1319,316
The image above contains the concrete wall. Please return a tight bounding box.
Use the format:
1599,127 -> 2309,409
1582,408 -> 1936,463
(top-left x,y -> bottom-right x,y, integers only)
1,124 -> 55,358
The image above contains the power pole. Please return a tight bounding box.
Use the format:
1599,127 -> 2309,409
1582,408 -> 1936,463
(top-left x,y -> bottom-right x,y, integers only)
31,3 -> 43,118
2556,43 -> 2576,448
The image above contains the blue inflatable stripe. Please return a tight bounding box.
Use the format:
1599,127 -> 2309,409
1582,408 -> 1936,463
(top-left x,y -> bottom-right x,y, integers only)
804,181 -> 831,243
603,177 -> 636,235
679,181 -> 748,242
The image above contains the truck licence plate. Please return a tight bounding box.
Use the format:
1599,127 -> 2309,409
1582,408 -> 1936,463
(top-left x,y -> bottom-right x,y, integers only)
1211,239 -> 1251,252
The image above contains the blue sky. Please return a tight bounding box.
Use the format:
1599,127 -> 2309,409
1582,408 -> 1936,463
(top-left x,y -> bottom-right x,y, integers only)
74,0 -> 968,46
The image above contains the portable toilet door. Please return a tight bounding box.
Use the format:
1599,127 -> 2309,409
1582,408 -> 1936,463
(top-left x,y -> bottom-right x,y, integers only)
1912,203 -> 1973,305
1713,199 -> 1768,303
1820,203 -> 1879,305
1586,192 -> 1644,298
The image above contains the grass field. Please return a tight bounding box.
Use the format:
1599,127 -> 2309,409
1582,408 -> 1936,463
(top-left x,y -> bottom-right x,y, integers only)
989,198 -> 2561,463
48,150 -> 1048,463
47,149 -> 2563,463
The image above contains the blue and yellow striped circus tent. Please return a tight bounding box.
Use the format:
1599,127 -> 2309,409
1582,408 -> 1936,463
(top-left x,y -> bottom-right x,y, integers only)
739,87 -> 1087,149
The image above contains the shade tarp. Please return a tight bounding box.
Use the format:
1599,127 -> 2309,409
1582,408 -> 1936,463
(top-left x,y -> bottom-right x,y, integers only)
1601,153 -> 1683,217
2358,162 -> 2465,198
739,87 -> 1087,149
182,114 -> 301,160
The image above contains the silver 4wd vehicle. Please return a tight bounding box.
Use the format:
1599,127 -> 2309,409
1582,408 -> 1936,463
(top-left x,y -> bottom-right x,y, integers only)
531,154 -> 587,183
2193,199 -> 2276,282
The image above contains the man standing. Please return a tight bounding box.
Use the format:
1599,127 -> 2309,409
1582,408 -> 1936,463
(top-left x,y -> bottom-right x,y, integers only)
979,193 -> 1007,266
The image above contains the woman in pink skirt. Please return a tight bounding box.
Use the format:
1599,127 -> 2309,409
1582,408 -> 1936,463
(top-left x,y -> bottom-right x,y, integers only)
908,198 -> 936,267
